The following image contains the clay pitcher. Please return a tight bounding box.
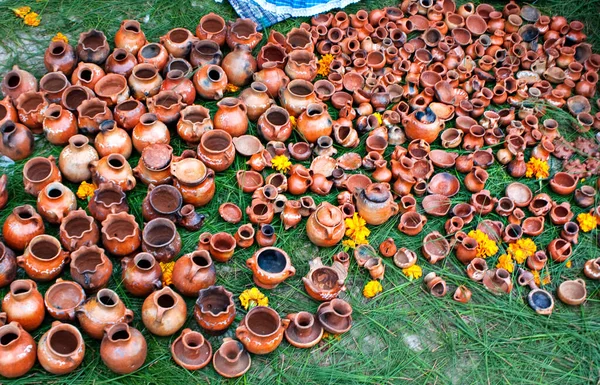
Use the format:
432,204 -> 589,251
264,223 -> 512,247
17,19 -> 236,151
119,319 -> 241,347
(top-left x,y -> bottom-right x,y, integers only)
76,288 -> 134,339
89,154 -> 137,192
37,321 -> 85,375
279,79 -> 318,117
141,183 -> 182,222
58,134 -> 99,183
222,44 -> 257,87
226,18 -> 263,49
142,287 -> 187,336
214,97 -> 249,137
121,253 -> 162,297
0,120 -> 34,161
2,205 -> 45,251
17,235 -> 70,282
257,105 -> 293,142
0,321 -> 37,378
1,65 -> 38,100
296,102 -> 333,143
305,202 -> 346,247
354,183 -> 399,225
23,156 -> 62,197
235,306 -> 289,355
172,250 -> 217,297
42,104 -> 78,145
101,323 -> 147,374
288,164 -> 313,195
253,62 -> 290,98
1,279 -> 45,331
197,129 -> 236,171
240,82 -> 274,121
114,20 -> 147,55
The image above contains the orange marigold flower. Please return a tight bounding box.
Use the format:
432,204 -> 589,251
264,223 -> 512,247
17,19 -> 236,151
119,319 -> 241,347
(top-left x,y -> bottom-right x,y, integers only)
160,261 -> 175,286
52,32 -> 69,43
24,11 -> 40,26
13,6 -> 31,18
225,83 -> 239,93
525,157 -> 549,179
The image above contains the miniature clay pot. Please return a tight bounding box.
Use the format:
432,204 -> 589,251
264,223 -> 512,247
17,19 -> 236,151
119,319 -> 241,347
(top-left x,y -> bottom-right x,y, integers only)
77,29 -> 109,64
44,41 -> 77,75
121,253 -> 162,297
101,323 -> 147,374
114,99 -> 147,131
194,286 -> 236,333
70,245 -> 113,292
88,182 -> 129,222
303,257 -> 347,301
1,65 -> 38,101
522,216 -> 545,237
196,12 -> 227,45
306,202 -> 346,247
483,268 -> 513,295
424,272 -> 447,297
2,205 -> 45,251
584,258 -> 600,280
171,157 -> 216,207
142,184 -> 182,222
15,91 -> 48,133
59,209 -> 99,252
172,250 -> 216,297
455,236 -> 478,264
235,224 -> 256,248
256,224 -> 277,247
236,170 -> 264,193
549,202 -> 574,226
354,183 -> 400,225
212,338 -> 251,378
317,298 -> 352,334
58,135 -> 99,183
94,120 -> 133,159
288,164 -> 313,195
527,251 -> 548,271
0,321 -> 37,378
44,279 -> 86,321
236,306 -> 289,355
226,18 -> 263,49
398,211 -> 427,236
467,258 -> 488,281
246,200 -> 275,225
137,43 -> 169,71
178,204 -> 206,231
284,312 -> 323,349
219,202 -> 243,224
393,247 -> 417,269
17,235 -> 69,282
197,129 -> 236,172
105,49 -> 137,77
422,232 -> 450,264
142,287 -> 186,337
76,288 -> 134,339
0,242 -> 16,288
0,120 -> 34,161
171,328 -> 212,370
549,172 -> 579,195
101,212 -> 141,257
190,40 -> 223,68
42,104 -> 77,145
128,64 -> 163,101
574,186 -> 597,208
38,321 -> 85,375
453,286 -> 472,303
209,232 -> 236,263
548,238 -> 573,262
90,154 -> 137,192
77,98 -> 113,135
71,62 -> 105,91
2,280 -> 44,331
557,279 -> 586,306
142,218 -> 182,263
247,247 -> 295,289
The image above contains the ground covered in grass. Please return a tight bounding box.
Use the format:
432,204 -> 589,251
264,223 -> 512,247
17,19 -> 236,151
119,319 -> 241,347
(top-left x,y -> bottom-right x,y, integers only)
1,0 -> 600,384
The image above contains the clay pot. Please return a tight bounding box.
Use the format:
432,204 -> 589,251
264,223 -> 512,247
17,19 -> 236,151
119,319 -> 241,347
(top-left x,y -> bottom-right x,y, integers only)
22,156 -> 61,197
71,62 -> 105,91
522,216 -> 545,237
196,13 -> 227,45
17,235 -> 69,282
142,287 -> 186,337
528,193 -> 553,217
128,64 -> 162,100
190,40 -> 223,68
101,323 -> 147,374
94,120 -> 133,159
193,64 -> 228,100
354,183 -> 399,225
2,280 -> 44,331
574,186 -> 597,208
36,182 -> 76,224
247,247 -> 295,289
159,28 -> 195,58
77,29 -> 109,64
256,224 -> 277,247
89,154 -> 136,192
281,200 -> 302,230
397,211 -> 427,236
141,218 -> 182,263
177,105 -> 213,144
42,104 -> 77,145
422,232 -> 450,264
120,253 -> 162,297
424,272 -> 447,297
239,83 -> 274,123
427,172 -> 460,197
279,79 -> 318,117
483,268 -> 513,295
466,258 -> 487,281
134,144 -> 174,186
178,205 -> 205,231
284,312 -> 323,349
171,158 -> 216,207
453,286 -> 472,303
0,322 -> 37,378
70,245 -> 113,292
254,63 -> 290,98
222,45 -> 257,87
132,113 -> 170,153
258,43 -> 287,70
161,69 -> 196,106
455,236 -> 478,264
43,279 -> 85,322
236,306 -> 288,355
212,338 -> 251,378
39,72 -> 69,103
44,41 -> 77,75
0,98 -> 17,129
137,43 -> 169,71
233,135 -> 264,158
76,289 -> 134,339
172,250 -> 216,297
0,120 -> 34,161
2,205 -> 44,251
212,97 -> 249,138
285,50 -> 318,81
527,251 -> 548,272
88,182 -> 129,222
209,232 -> 236,263
556,279 -> 586,306
105,49 -> 138,78
146,91 -> 184,125
193,285 -> 236,335
101,212 -> 141,257
287,164 -> 313,195
296,103 -> 333,143
141,184 -> 182,222
59,209 -> 99,252
171,329 -> 212,370
549,172 -> 578,195
1,66 -> 37,100
584,258 -> 600,280
37,321 -> 85,374
550,202 -> 574,226
548,238 -> 572,262
77,98 -> 114,136
58,135 -> 99,183
402,107 -> 445,144
197,129 -> 236,172
303,257 -> 347,301
227,18 -> 263,49
317,298 -> 352,334
306,202 -> 345,247
0,242 -> 16,288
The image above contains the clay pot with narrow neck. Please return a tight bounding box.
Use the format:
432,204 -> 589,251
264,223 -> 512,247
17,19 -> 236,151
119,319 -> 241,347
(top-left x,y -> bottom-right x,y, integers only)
0,321 -> 37,378
240,82 -> 274,122
44,279 -> 86,321
288,164 -> 313,195
120,253 -> 162,297
317,298 -> 352,334
213,97 -> 248,137
227,18 -> 263,49
71,62 -> 105,91
222,44 -> 257,87
38,321 -> 85,374
194,286 -> 236,333
77,29 -> 110,64
2,205 -> 44,251
36,182 -> 76,224
171,328 -> 212,370
23,156 -> 61,197
90,154 -> 136,192
193,64 -> 228,100
76,289 -> 134,339
105,49 -> 137,78
115,20 -> 147,55
2,280 -> 44,331
257,105 -> 293,142
171,157 -> 216,207
132,113 -> 170,153
160,69 -> 195,106
354,183 -> 399,225
1,65 -> 37,100
44,41 -> 77,75
402,107 -> 445,143
306,202 -> 346,247
42,104 -> 76,145
235,223 -> 256,248
95,120 -> 133,159
197,129 -> 236,171
59,209 -> 99,252
159,28 -> 196,58
0,120 -> 33,161
254,63 -> 290,98
172,250 -> 216,297
134,144 -> 174,186
213,338 -> 251,378
297,103 -> 333,143
196,13 -> 227,45
58,135 -> 99,183
0,242 -> 16,288
142,287 -> 186,336
17,234 -> 70,282
483,268 -> 513,295
256,224 -> 276,247
88,182 -> 129,222
285,312 -> 324,349
128,64 -> 163,100
247,247 -> 295,289
70,245 -> 113,292
100,323 -> 147,374
178,204 -> 205,231
101,212 -> 141,257
236,306 -> 289,355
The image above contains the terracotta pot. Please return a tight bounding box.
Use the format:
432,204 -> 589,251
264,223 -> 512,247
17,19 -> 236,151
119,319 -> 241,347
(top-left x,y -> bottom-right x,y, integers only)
584,258 -> 600,280
77,29 -> 109,64
88,182 -> 129,222
70,245 -> 113,292
0,321 -> 37,378
42,104 -> 76,145
141,287 -> 186,337
258,42 -> 287,70
158,28 -> 195,58
402,108 -> 445,143
233,135 -> 265,158
256,224 -> 277,247
76,289 -> 133,339
1,65 -> 37,100
92,74 -> 130,107
226,18 -> 263,49
17,235 -> 69,282
482,268 -> 513,295
193,285 -> 235,334
287,164 -> 313,195
101,212 -> 141,257
239,82 -> 274,122
296,103 -> 333,143
22,156 -> 61,197
455,236 -> 478,264
256,106 -> 292,142
236,306 -> 289,354
99,323 -> 147,375
177,105 -> 213,144
0,242 -> 16,288
71,62 -> 105,90
171,158 -> 216,207
306,202 -> 345,247
285,50 -> 317,81
279,79 -> 318,117
284,312 -> 323,349
466,258 -> 487,281
15,91 -> 48,133
302,257 -> 347,301
58,135 -> 99,183
36,182 -> 76,224
527,251 -> 548,271
37,321 -> 85,375
212,338 -> 251,378
574,186 -> 597,208
424,272 -> 447,297
77,98 -> 113,135
197,129 -> 236,172
2,280 -> 44,331
94,120 -> 132,159
114,20 -> 147,54
90,154 -> 136,192
105,49 -> 137,78
550,201 -> 574,225
171,328 -> 212,370
2,205 -> 44,251
522,216 -> 545,237
213,97 -> 248,137
196,13 -> 227,45
422,231 -> 450,264
354,183 -> 399,225
161,69 -> 196,106
172,250 -> 215,297
549,172 -> 578,195
557,279 -> 586,306
44,41 -> 77,75
40,72 -> 69,104
190,40 -> 223,68
120,253 -> 161,297
178,204 -> 205,231
222,45 -> 257,87
208,232 -> 236,263
140,184 -> 181,222
247,247 -> 295,289
0,120 -> 33,161
317,298 -> 352,334
0,97 -> 17,129
132,113 -> 170,153
59,209 -> 99,252
193,64 -> 228,100
142,218 -> 182,263
254,63 -> 290,98
44,279 -> 86,321
128,64 -> 162,100
134,144 -> 174,186
137,43 -> 169,71
145,91 -> 184,125
548,238 -> 572,262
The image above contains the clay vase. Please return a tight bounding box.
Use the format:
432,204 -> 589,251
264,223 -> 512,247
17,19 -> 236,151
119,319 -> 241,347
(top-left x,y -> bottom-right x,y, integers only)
37,182 -> 77,224
134,144 -> 174,186
288,164 -> 314,195
303,257 -> 347,301
142,287 -> 186,337
256,224 -> 277,247
0,120 -> 34,161
246,247 -> 296,289
557,279 -> 587,306
95,120 -> 133,159
239,82 -> 274,122
0,322 -> 37,378
172,250 -> 216,297
193,64 -> 228,100
128,64 -> 163,100
59,209 -> 99,252
76,98 -> 113,135
101,212 -> 141,257
22,156 -> 62,197
44,41 -> 77,75
574,186 -> 597,208
115,20 -> 147,55
58,135 -> 99,183
281,200 -> 303,230
402,108 -> 445,143
177,105 -> 213,144
105,49 -> 138,78
297,103 -> 333,143
0,242 -> 16,288
178,204 -> 206,231
284,312 -> 323,348
142,218 -> 182,263
208,232 -> 236,263
44,279 -> 86,321
482,268 -> 513,295
88,182 -> 129,222
354,183 -> 399,225
2,280 -> 44,331
101,323 -> 147,374
246,200 -> 274,224
197,129 -> 236,171
235,306 -> 289,355
1,66 -> 38,100
171,329 -> 212,370
121,253 -> 162,297
2,205 -> 45,251
17,235 -> 70,282
317,298 -> 352,334
213,97 -> 249,137
285,50 -> 318,81
306,202 -> 346,247
71,62 -> 105,91
190,40 -> 223,67
42,104 -> 77,145
161,69 -> 196,106
212,338 -> 251,378
76,289 -> 134,339
132,113 -> 170,153
141,184 -> 182,222
222,44 -> 257,87
194,286 -> 236,334
226,18 -> 263,49
196,13 -> 227,45
254,63 -> 290,98
171,158 -> 216,207
70,245 -> 113,292
38,321 -> 85,375
279,79 -> 318,117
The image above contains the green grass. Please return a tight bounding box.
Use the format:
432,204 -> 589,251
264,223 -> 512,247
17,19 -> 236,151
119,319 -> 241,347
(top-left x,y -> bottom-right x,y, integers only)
1,0 -> 600,384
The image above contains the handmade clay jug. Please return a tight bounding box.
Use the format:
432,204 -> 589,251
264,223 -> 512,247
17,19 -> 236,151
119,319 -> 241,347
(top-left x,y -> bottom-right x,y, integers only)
177,105 -> 213,144
212,338 -> 251,378
88,182 -> 129,222
100,212 -> 141,257
42,104 -> 78,145
303,257 -> 347,301
101,323 -> 147,374
193,64 -> 228,100
121,253 -> 162,297
354,183 -> 399,225
58,135 -> 99,183
132,113 -> 170,153
1,65 -> 38,100
76,288 -> 134,339
142,218 -> 182,262
37,182 -> 77,224
134,144 -> 174,186
226,18 -> 263,49
222,44 -> 257,87
17,235 -> 69,282
94,120 -> 133,159
2,279 -> 44,331
115,20 -> 147,55
0,120 -> 34,161
279,79 -> 318,117
22,156 -> 62,197
296,103 -> 333,143
171,157 -> 216,206
90,154 -> 136,192
197,129 -> 236,172
172,250 -> 216,297
213,97 -> 249,137
128,64 -> 163,100
142,287 -> 187,336
44,41 -> 77,75
77,29 -> 110,64
196,13 -> 227,45
235,306 -> 289,355
141,184 -> 182,222
37,321 -> 85,374
306,202 -> 346,247
2,205 -> 45,251
246,247 -> 295,289
0,321 -> 37,378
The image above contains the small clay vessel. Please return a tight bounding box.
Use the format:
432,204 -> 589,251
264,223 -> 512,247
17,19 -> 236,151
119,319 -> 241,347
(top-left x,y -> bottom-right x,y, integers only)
58,135 -> 99,183
42,104 -> 77,145
115,20 -> 147,55
246,200 -> 275,224
22,156 -> 61,197
177,105 -> 213,145
128,64 -> 163,100
90,153 -> 137,192
121,253 -> 162,297
297,103 -> 333,143
88,182 -> 129,222
584,258 -> 600,280
354,183 -> 400,225
219,202 -> 243,224
247,247 -> 295,289
142,287 -> 186,337
132,113 -> 170,153
256,224 -> 277,247
236,306 -> 289,355
240,82 -> 273,122
142,218 -> 182,263
0,321 -> 37,378
1,66 -> 37,100
77,98 -> 113,135
101,323 -> 147,374
547,238 -> 572,262
227,18 -> 263,49
36,182 -> 76,224
17,235 -> 69,282
483,268 -> 513,295
141,184 -> 182,222
71,62 -> 105,91
44,41 -> 77,75
194,286 -> 236,333
235,224 -> 256,249
193,64 -> 228,100
212,338 -> 251,378
15,91 -> 48,131
393,247 -> 417,269
178,204 -> 206,231
467,258 -> 488,281
557,279 -> 586,306
454,286 -> 472,303
2,205 -> 45,251
171,328 -> 212,370
209,232 -> 236,263
114,99 -> 147,131
44,278 -> 86,321
288,164 -> 314,195
527,251 -> 548,271
222,44 -> 257,87
455,236 -> 478,264
530,194 -> 554,218
101,212 -> 141,257
59,209 -> 99,252
76,288 -> 134,339
196,13 -> 227,45
0,242 -> 17,288
317,298 -> 352,334
281,200 -> 303,229
561,222 -> 580,244
279,79 -> 318,117
303,257 -> 347,301
2,280 -> 44,331
137,43 -> 169,71
38,321 -> 85,375
95,120 -> 133,159
70,245 -> 113,292
574,186 -> 597,208
306,202 -> 346,247
0,120 -> 34,161
422,232 -> 450,264
397,211 -> 427,236
197,129 -> 236,172
171,157 -> 216,207
105,49 -> 137,77
172,250 -> 216,297
77,29 -> 109,64
424,272 -> 447,297
285,312 -> 323,348
549,202 -> 574,225
190,40 -> 223,67
549,172 -> 579,195
236,170 -> 264,193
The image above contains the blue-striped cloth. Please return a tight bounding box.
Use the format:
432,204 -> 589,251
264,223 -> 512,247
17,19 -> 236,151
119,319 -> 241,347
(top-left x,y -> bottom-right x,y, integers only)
224,0 -> 360,29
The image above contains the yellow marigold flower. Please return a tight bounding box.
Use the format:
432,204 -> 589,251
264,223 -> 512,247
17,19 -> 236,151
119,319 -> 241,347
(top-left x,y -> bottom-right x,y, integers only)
532,270 -> 551,286
342,238 -> 356,251
322,331 -> 341,341
52,32 -> 69,43
13,6 -> 31,18
372,112 -> 383,126
160,261 -> 175,286
363,280 -> 382,298
402,264 -> 423,280
345,213 -> 370,243
496,254 -> 514,273
271,154 -> 292,173
239,287 -> 268,310
525,157 -> 549,179
76,181 -> 96,200
24,12 -> 40,27
577,212 -> 597,232
225,83 -> 239,93
289,115 -> 297,128
317,54 -> 334,77
507,238 -> 537,264
467,230 -> 498,258
566,260 -> 572,268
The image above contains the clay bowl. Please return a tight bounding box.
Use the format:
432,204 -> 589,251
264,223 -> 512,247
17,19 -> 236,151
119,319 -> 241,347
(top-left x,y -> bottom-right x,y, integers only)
288,142 -> 312,161
232,135 -> 264,157
427,173 -> 460,197
549,172 -> 578,196
557,279 -> 587,306
422,232 -> 450,264
429,150 -> 457,168
342,174 -> 372,194
331,92 -> 353,109
236,170 -> 264,193
336,152 -> 362,170
412,159 -> 434,180
456,116 -> 477,133
505,182 -> 532,207
567,95 -> 591,115
422,194 -> 451,217
44,279 -> 86,321
310,156 -> 337,178
473,150 -> 494,168
522,217 -> 545,236
218,203 -> 242,224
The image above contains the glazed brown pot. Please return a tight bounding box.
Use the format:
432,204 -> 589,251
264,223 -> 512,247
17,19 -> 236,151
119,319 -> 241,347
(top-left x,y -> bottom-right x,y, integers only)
94,73 -> 130,107
37,182 -> 77,224
1,65 -> 38,101
173,250 -> 217,297
95,120 -> 133,159
42,104 -> 78,145
402,108 -> 445,143
16,90 -> 49,132
121,253 -> 162,297
141,184 -> 182,222
160,28 -> 195,58
222,44 -> 257,87
128,64 -> 163,100
177,105 -> 213,144
226,18 -> 263,49
0,120 -> 34,161
76,288 -> 134,339
214,97 -> 249,137
59,209 -> 100,252
194,286 -> 236,333
354,183 -> 399,225
105,48 -> 138,77
70,245 -> 113,292
0,242 -> 17,288
44,41 -> 77,75
142,218 -> 182,263
142,287 -> 187,336
193,64 -> 228,100
137,43 -> 169,71
236,306 -> 289,355
171,158 -> 216,207
2,279 -> 45,331
77,29 -> 110,64
115,20 -> 147,55
101,212 -> 141,257
254,63 -> 290,98
190,40 -> 223,68
132,113 -> 170,153
44,278 -> 86,321
58,135 -> 99,183
171,328 -> 213,370
77,98 -> 113,135
240,82 -> 274,122
0,321 -> 37,378
197,129 -> 236,172
196,13 -> 227,45
297,103 -> 333,143
279,79 -> 318,117
101,323 -> 147,374
247,247 -> 296,289
257,106 -> 293,142
37,321 -> 85,375
71,62 -> 105,91
23,156 -> 62,197
88,182 -> 129,222
2,205 -> 45,251
246,200 -> 275,224
134,144 -> 174,186
178,204 -> 206,231
17,235 -> 69,282
147,90 -> 184,124
306,202 -> 345,247
317,298 -> 352,334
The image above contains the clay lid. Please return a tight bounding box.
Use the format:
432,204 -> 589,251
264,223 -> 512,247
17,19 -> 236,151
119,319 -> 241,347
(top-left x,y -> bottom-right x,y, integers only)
315,203 -> 342,226
142,144 -> 173,170
171,158 -> 207,184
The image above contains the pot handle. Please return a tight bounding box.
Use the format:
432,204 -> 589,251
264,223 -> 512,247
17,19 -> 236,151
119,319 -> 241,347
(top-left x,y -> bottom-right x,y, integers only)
286,265 -> 296,277
324,226 -> 334,240
246,257 -> 255,269
121,257 -> 131,271
235,324 -> 249,341
575,278 -> 586,288
16,255 -> 25,268
281,318 -> 291,329
186,260 -> 203,279
124,308 -> 134,323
